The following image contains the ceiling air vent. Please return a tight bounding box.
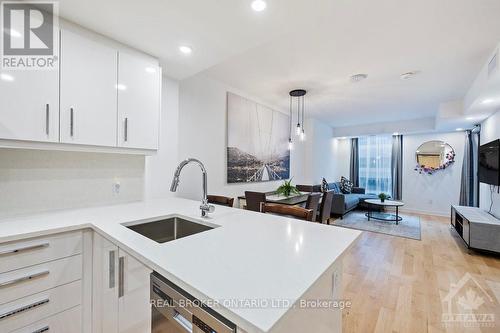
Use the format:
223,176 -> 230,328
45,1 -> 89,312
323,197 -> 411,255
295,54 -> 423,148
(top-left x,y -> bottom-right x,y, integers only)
488,51 -> 497,78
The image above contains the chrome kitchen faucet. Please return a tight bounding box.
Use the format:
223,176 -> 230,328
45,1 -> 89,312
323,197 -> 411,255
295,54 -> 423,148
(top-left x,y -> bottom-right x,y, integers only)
170,158 -> 215,217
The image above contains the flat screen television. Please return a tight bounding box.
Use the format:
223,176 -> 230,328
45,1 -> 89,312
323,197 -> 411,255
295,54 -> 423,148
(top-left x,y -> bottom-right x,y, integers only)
479,139 -> 500,186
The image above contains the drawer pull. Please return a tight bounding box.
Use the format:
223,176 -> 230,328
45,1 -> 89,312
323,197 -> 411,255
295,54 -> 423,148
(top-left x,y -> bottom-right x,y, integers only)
118,256 -> 124,298
33,326 -> 49,333
109,250 -> 116,289
0,270 -> 50,288
0,298 -> 50,320
0,242 -> 49,256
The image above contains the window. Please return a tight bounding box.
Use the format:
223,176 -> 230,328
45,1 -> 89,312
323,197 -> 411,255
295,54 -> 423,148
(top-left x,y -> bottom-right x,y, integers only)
358,135 -> 393,195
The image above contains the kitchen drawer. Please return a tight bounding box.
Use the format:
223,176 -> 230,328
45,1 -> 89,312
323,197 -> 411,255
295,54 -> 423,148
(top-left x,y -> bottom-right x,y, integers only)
0,280 -> 82,332
0,231 -> 82,274
0,255 -> 82,305
10,305 -> 81,333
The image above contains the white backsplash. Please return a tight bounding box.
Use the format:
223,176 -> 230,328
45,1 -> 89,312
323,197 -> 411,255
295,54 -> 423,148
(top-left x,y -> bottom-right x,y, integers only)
0,148 -> 145,219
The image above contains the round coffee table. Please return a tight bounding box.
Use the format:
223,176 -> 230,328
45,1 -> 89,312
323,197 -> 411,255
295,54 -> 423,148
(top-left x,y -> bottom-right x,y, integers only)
364,199 -> 405,224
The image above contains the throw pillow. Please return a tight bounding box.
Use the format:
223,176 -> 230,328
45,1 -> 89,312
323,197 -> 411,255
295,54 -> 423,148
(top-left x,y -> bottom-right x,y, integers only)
340,176 -> 353,194
330,183 -> 341,194
321,178 -> 329,193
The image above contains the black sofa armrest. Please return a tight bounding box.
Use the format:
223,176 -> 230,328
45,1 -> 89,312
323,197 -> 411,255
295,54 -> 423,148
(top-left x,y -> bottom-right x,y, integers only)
352,187 -> 365,194
331,193 -> 346,215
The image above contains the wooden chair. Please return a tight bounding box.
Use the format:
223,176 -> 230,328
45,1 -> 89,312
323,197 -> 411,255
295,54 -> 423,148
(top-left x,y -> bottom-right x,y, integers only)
244,191 -> 266,212
305,193 -> 321,219
262,203 -> 314,221
317,190 -> 334,224
207,195 -> 234,207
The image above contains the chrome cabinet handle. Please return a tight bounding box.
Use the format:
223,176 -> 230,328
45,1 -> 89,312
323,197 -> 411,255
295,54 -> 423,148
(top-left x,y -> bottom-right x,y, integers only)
70,108 -> 74,137
0,298 -> 49,320
118,256 -> 124,298
32,326 -> 49,333
0,242 -> 49,256
109,250 -> 116,289
0,270 -> 50,288
124,118 -> 128,142
45,104 -> 49,135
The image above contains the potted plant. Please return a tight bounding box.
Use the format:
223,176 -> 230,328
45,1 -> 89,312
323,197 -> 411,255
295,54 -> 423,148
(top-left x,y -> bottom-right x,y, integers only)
276,179 -> 301,197
378,193 -> 388,203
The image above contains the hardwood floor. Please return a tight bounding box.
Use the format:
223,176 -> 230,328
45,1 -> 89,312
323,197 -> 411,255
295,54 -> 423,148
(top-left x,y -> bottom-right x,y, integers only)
337,213 -> 500,333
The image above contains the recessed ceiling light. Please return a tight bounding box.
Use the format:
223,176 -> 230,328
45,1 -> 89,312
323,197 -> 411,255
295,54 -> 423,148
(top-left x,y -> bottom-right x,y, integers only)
400,71 -> 420,80
393,132 -> 399,135
350,74 -> 368,82
0,73 -> 14,82
179,45 -> 193,55
251,0 -> 267,12
456,128 -> 464,131
465,116 -> 474,121
482,98 -> 495,105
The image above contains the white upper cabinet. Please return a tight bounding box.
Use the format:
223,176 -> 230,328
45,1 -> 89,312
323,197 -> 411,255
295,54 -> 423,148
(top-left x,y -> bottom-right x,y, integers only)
60,30 -> 118,147
0,62 -> 59,142
117,52 -> 160,150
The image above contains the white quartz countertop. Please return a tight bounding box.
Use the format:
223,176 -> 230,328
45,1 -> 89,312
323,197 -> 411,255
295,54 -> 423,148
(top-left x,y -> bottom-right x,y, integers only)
0,197 -> 361,333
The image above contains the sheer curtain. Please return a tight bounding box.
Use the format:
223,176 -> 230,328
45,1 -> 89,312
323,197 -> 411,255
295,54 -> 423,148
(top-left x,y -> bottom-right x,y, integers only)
358,135 -> 393,195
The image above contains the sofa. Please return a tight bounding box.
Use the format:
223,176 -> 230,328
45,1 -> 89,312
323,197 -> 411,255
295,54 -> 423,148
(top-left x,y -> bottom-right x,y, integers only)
297,182 -> 378,219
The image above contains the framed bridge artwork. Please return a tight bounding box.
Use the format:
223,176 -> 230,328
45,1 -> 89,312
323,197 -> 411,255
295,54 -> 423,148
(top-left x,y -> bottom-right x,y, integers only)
226,92 -> 290,183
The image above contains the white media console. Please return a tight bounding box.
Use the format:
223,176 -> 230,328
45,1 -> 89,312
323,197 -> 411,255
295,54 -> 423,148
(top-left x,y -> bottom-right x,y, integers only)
451,205 -> 500,254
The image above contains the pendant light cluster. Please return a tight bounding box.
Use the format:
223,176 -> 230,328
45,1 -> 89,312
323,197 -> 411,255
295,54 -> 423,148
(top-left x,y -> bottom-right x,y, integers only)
288,89 -> 307,150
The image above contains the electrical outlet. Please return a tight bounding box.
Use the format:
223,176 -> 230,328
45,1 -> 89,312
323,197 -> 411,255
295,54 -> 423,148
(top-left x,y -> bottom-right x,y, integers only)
113,182 -> 121,195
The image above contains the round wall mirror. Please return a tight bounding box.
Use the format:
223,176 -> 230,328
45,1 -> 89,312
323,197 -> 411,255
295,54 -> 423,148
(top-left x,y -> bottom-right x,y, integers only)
415,140 -> 456,174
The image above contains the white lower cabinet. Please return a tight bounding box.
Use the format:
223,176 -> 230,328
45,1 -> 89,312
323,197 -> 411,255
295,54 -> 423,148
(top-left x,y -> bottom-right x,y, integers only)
9,305 -> 82,333
0,280 -> 82,332
118,248 -> 152,333
92,233 -> 152,333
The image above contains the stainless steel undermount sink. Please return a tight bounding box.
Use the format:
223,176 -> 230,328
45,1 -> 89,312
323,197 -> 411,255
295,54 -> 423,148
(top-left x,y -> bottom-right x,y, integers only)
125,216 -> 215,243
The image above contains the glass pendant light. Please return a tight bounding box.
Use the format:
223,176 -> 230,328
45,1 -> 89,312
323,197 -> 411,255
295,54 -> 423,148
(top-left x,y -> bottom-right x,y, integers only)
289,89 -> 307,141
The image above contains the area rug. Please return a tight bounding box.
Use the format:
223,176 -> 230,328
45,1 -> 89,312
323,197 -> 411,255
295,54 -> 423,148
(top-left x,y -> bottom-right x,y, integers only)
331,211 -> 421,240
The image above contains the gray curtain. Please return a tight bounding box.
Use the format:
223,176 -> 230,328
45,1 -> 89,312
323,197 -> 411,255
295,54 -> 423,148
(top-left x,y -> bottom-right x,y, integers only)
391,135 -> 403,200
349,138 -> 359,187
460,128 -> 480,207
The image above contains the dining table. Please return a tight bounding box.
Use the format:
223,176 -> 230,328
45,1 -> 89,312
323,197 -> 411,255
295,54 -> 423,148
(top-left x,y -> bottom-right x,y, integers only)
237,191 -> 310,208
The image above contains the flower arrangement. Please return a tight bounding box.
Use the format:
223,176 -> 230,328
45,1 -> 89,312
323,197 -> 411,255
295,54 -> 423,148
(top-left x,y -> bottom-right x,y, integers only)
276,178 -> 300,197
415,151 -> 456,175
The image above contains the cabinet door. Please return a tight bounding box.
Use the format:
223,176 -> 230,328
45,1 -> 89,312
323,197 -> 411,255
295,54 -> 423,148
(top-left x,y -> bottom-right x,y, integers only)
60,30 -> 118,146
118,248 -> 152,333
92,233 -> 119,333
0,63 -> 59,142
117,52 -> 160,150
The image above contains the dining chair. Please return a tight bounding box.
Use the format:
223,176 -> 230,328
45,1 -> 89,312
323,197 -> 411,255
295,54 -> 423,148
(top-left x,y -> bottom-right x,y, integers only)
207,195 -> 234,207
317,190 -> 334,224
244,191 -> 267,212
305,193 -> 321,219
262,203 -> 314,221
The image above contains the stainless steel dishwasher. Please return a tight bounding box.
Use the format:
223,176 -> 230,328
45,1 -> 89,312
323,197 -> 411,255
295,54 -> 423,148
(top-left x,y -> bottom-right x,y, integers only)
151,272 -> 236,333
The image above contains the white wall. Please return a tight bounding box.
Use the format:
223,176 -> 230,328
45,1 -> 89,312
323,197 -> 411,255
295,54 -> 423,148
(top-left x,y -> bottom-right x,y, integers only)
177,74 -> 303,201
479,110 -> 500,218
402,132 -> 464,216
331,138 -> 351,182
144,76 -> 180,199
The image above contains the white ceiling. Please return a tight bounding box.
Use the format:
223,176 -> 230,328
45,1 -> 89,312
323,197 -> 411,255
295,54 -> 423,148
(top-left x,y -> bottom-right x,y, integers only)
58,0 -> 500,128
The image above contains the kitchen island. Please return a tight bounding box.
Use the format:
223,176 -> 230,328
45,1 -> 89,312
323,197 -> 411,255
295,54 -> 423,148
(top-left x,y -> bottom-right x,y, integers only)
0,197 -> 361,333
